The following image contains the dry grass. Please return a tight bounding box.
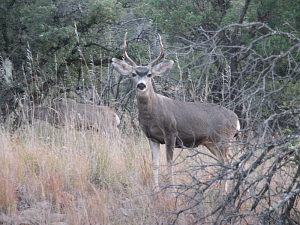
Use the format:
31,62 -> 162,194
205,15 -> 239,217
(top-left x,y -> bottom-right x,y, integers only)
0,121 -> 184,224
2,116 -> 218,224
1,120 -> 299,224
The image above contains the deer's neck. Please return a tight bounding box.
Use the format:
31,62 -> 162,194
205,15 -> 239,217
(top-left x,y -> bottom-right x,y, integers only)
136,87 -> 158,114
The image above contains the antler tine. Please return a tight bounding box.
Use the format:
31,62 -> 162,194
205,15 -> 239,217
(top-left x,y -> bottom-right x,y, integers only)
148,34 -> 164,67
123,32 -> 137,67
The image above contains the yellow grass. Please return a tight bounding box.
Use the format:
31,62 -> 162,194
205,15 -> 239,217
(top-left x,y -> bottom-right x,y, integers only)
1,120 -> 299,224
0,121 -> 193,224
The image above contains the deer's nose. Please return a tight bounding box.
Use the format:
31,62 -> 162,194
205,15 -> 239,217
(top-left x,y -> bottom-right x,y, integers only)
137,83 -> 146,90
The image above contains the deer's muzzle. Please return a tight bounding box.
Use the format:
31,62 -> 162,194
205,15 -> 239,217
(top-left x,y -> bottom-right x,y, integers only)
137,83 -> 146,91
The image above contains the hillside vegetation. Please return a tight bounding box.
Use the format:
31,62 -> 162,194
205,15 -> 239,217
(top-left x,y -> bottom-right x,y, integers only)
1,0 -> 300,224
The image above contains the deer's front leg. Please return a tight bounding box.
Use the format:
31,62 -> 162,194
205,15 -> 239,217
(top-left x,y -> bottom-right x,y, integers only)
165,132 -> 176,185
149,139 -> 160,187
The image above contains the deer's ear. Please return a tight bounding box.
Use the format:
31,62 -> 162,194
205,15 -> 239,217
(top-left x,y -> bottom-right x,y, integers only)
152,60 -> 174,76
112,58 -> 132,75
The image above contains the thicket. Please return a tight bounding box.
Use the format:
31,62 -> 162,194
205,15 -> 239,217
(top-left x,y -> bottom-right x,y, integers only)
1,0 -> 299,224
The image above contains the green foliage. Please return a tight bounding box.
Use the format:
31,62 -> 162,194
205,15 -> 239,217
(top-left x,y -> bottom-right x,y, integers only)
291,139 -> 300,146
148,0 -> 238,41
1,0 -> 118,67
0,0 -> 120,116
282,129 -> 292,136
149,1 -> 201,35
247,0 -> 300,31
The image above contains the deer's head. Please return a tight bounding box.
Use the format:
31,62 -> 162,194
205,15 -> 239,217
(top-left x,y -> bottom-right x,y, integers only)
112,33 -> 174,92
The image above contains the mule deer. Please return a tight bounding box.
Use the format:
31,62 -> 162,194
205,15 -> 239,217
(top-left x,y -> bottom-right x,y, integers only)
112,33 -> 240,187
25,101 -> 120,134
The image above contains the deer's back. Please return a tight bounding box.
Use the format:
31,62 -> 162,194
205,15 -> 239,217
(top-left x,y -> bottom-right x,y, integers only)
55,102 -> 119,130
31,102 -> 119,132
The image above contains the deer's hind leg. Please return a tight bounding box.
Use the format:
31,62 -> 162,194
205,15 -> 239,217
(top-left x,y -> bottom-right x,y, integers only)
204,141 -> 230,164
204,141 -> 231,192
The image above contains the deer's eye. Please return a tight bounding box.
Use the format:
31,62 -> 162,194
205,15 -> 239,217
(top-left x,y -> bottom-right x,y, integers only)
147,73 -> 152,77
132,72 -> 137,77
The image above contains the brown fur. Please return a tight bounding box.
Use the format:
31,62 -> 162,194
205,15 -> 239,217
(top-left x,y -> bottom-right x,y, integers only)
137,80 -> 239,163
27,101 -> 120,134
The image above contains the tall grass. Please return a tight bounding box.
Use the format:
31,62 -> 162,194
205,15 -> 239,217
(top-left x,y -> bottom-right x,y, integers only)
1,119 -> 299,224
0,121 -> 186,224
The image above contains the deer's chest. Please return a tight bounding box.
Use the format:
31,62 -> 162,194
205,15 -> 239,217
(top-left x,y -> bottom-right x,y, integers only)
138,115 -> 163,142
139,113 -> 176,145
144,125 -> 165,144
